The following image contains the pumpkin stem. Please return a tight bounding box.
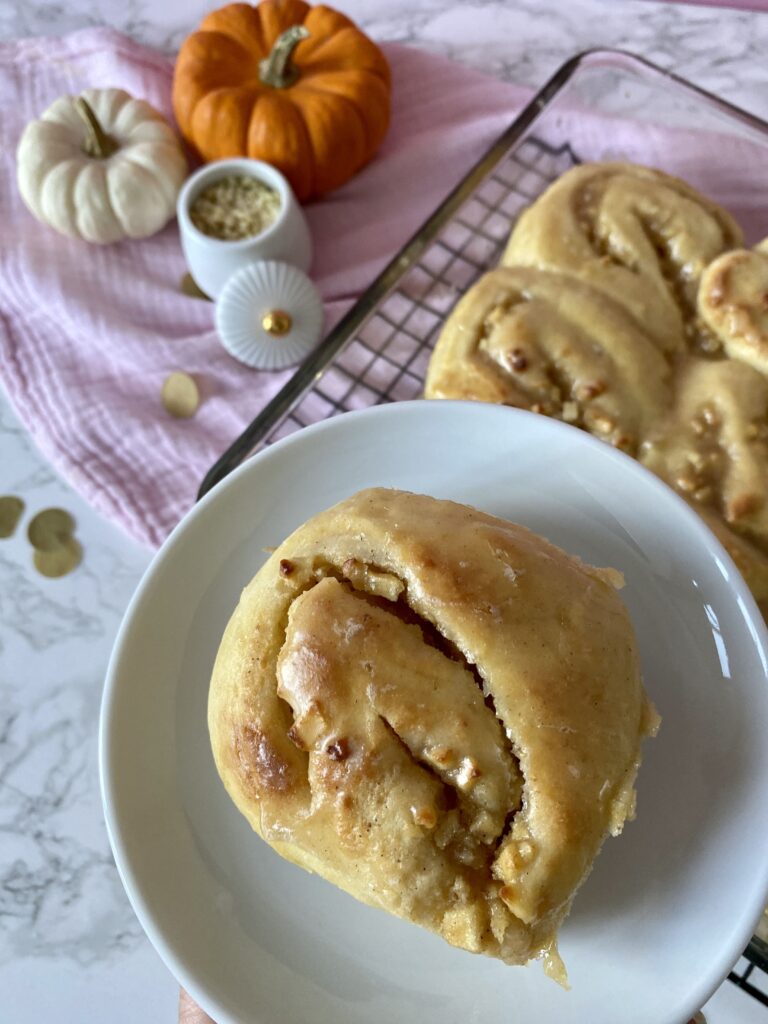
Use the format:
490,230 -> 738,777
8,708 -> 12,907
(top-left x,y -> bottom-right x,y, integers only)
259,26 -> 310,89
75,97 -> 119,159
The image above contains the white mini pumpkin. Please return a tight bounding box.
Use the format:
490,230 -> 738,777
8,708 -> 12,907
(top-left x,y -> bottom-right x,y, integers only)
16,87 -> 188,244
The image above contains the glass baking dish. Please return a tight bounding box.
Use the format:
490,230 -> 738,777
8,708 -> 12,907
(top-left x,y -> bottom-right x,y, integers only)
198,52 -> 768,998
199,48 -> 768,497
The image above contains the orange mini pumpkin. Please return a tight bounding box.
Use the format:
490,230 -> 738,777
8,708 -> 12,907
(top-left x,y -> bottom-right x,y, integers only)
173,0 -> 391,202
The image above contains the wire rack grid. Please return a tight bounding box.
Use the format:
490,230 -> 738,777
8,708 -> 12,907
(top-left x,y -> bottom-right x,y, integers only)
265,136 -> 576,445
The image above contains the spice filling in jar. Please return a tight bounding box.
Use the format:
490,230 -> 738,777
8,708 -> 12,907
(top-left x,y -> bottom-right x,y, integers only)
189,175 -> 282,241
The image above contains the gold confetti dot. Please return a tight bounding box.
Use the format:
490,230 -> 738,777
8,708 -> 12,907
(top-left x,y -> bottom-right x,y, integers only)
262,309 -> 293,336
27,508 -> 75,552
0,495 -> 24,538
33,537 -> 82,578
162,372 -> 200,419
180,273 -> 212,302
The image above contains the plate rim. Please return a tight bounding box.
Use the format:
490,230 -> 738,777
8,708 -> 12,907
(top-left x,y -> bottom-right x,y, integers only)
98,400 -> 768,1024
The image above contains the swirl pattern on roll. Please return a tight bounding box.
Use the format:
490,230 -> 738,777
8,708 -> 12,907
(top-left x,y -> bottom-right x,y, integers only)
424,266 -> 671,455
209,489 -> 658,977
502,162 -> 742,353
427,163 -> 768,617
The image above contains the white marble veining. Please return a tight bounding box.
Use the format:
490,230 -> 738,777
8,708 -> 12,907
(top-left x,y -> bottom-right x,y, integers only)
1,1 -> 768,1022
0,400 -> 168,1023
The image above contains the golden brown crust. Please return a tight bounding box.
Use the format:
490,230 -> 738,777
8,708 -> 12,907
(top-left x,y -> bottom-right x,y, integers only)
502,162 -> 742,353
209,488 -> 657,973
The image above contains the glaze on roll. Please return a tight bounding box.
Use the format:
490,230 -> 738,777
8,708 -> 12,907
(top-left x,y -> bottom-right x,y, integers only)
209,488 -> 658,982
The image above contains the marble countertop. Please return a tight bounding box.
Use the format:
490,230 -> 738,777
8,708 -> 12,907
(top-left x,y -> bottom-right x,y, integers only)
2,2 -> 768,1022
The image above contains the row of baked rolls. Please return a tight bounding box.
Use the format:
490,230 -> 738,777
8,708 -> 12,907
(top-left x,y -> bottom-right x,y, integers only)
426,161 -> 768,617
425,264 -> 768,615
209,489 -> 658,980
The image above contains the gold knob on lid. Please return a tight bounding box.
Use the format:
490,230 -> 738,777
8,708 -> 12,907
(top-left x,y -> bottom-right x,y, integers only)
262,309 -> 293,336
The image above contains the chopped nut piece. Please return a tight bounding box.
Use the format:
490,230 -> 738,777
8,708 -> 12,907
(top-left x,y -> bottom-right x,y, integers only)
286,724 -> 308,751
456,757 -> 482,788
701,404 -> 720,427
427,745 -> 454,768
674,472 -> 697,494
696,326 -> 724,354
590,412 -> 615,434
508,840 -> 536,869
326,738 -> 350,761
341,558 -> 405,602
727,492 -> 763,521
508,348 -> 528,372
411,806 -> 437,829
561,401 -> 579,423
575,380 -> 606,401
693,486 -> 714,505
746,421 -> 768,442
499,884 -> 517,908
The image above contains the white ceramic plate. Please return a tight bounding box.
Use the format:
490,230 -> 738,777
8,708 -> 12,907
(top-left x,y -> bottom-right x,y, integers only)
100,401 -> 768,1024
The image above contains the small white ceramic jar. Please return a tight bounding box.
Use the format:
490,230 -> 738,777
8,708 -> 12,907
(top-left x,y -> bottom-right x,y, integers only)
176,158 -> 312,299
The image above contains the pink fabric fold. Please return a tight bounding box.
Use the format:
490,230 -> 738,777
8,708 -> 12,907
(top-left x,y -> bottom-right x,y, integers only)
0,28 -> 529,546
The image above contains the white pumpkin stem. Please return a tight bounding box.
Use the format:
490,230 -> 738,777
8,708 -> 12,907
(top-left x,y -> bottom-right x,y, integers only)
259,26 -> 310,89
75,97 -> 119,159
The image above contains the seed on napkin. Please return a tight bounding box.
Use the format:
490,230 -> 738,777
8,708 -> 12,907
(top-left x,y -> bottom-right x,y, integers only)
162,372 -> 200,419
0,495 -> 24,538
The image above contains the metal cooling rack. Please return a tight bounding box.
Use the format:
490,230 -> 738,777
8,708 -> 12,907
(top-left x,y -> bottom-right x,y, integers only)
197,48 -> 768,1005
731,937 -> 768,1007
270,137 -> 575,442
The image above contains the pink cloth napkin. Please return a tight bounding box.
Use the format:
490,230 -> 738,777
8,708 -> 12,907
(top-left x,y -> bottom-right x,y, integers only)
0,27 -> 529,547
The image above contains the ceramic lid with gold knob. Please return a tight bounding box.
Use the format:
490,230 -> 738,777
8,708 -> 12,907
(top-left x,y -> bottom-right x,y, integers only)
215,260 -> 324,371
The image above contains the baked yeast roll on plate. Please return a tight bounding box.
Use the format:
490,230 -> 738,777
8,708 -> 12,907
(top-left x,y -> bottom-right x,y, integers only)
209,488 -> 658,980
